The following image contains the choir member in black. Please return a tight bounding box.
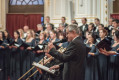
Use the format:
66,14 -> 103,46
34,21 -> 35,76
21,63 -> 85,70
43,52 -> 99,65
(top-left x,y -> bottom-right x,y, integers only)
36,24 -> 44,36
10,31 -> 23,80
44,16 -> 54,30
85,32 -> 99,80
35,31 -> 47,65
42,30 -> 61,80
57,23 -> 66,34
71,19 -> 78,25
110,29 -> 116,39
46,30 -> 60,66
87,23 -> 95,33
45,30 -> 50,42
99,30 -> 119,80
0,31 -> 6,80
105,18 -> 114,37
96,29 -> 108,80
61,17 -> 68,27
80,17 -> 88,38
94,18 -> 100,32
84,31 -> 89,44
94,24 -> 104,38
112,19 -> 119,30
3,30 -> 12,80
45,24 -> 53,32
23,25 -> 29,38
32,31 -> 47,80
57,31 -> 65,47
31,29 -> 36,38
21,30 -> 36,79
18,29 -> 24,39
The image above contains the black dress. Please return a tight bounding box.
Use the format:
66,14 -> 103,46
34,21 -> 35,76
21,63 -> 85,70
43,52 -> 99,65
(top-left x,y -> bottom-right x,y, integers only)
21,39 -> 36,79
0,39 -> 6,80
10,38 -> 23,80
85,43 -> 99,80
96,38 -> 108,80
33,40 -> 47,80
108,43 -> 119,80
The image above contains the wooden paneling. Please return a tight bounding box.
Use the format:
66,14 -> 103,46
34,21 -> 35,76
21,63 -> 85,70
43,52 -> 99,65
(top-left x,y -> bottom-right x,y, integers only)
9,5 -> 44,13
113,0 -> 119,13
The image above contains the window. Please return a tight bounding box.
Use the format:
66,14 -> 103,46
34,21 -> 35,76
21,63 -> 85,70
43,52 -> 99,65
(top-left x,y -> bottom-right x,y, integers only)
10,0 -> 44,5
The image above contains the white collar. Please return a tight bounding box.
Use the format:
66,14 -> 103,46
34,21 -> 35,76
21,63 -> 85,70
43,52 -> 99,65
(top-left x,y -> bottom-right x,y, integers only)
72,36 -> 79,41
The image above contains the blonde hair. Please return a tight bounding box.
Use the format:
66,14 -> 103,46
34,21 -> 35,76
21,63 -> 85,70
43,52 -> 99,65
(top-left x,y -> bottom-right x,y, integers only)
26,30 -> 34,41
39,31 -> 47,39
18,29 -> 24,38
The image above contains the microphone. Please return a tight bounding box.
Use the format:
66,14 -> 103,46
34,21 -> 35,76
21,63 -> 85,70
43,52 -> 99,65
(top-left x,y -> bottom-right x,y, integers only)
53,38 -> 67,45
40,38 -> 67,45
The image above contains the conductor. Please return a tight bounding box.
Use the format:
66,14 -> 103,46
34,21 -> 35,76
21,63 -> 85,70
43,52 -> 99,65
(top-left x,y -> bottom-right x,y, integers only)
48,24 -> 87,80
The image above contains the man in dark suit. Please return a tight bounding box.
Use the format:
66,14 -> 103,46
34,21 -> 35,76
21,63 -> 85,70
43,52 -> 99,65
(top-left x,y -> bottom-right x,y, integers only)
48,24 -> 87,80
43,16 -> 54,30
80,17 -> 88,38
104,18 -> 113,37
61,17 -> 68,27
94,18 -> 100,32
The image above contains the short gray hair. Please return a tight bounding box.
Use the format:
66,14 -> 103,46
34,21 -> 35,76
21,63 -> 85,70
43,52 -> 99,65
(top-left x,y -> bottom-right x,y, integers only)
67,24 -> 79,34
37,24 -> 43,28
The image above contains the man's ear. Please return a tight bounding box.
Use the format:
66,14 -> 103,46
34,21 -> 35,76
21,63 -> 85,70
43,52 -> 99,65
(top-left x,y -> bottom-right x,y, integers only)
72,30 -> 76,34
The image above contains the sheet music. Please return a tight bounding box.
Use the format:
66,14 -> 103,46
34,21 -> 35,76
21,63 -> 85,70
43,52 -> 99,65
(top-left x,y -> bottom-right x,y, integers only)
32,62 -> 56,74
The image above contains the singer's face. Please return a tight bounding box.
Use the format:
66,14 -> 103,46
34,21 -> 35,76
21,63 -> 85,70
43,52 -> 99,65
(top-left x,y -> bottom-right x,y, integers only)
50,32 -> 56,39
14,32 -> 18,39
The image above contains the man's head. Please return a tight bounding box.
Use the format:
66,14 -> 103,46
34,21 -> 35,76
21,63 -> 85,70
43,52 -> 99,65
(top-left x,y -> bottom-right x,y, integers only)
81,17 -> 87,25
45,16 -> 50,23
112,19 -> 119,28
59,23 -> 65,31
108,18 -> 113,26
98,24 -> 104,31
61,17 -> 66,23
23,25 -> 29,33
66,24 -> 79,42
88,23 -> 94,31
37,24 -> 43,31
94,18 -> 100,26
46,23 -> 52,31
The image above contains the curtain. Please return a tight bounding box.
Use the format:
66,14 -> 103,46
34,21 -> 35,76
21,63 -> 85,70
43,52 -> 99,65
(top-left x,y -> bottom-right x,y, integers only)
6,14 -> 42,36
110,14 -> 119,19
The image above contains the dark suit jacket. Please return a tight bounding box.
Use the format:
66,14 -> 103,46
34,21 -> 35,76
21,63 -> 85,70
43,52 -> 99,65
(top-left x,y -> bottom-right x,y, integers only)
43,23 -> 54,30
49,37 -> 86,80
80,24 -> 88,38
62,23 -> 68,27
80,24 -> 88,32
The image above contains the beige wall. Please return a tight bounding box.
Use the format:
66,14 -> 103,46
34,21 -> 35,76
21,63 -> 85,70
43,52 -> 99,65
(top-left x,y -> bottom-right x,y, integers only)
44,0 -> 109,27
0,0 -> 8,31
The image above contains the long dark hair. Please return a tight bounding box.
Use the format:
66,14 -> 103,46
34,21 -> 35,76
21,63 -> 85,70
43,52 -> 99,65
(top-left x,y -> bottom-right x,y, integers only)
4,30 -> 11,39
14,31 -> 20,39
0,31 -> 5,40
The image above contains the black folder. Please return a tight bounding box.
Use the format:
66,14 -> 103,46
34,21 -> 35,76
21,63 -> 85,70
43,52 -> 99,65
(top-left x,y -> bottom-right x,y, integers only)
20,42 -> 30,49
96,37 -> 112,51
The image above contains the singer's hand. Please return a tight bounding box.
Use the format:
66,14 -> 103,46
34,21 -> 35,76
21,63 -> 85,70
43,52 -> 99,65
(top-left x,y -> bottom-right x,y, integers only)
48,42 -> 55,51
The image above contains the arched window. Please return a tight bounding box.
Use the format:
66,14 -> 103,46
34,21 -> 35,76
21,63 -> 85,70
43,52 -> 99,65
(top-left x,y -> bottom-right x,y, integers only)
10,0 -> 44,5
9,0 -> 44,25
